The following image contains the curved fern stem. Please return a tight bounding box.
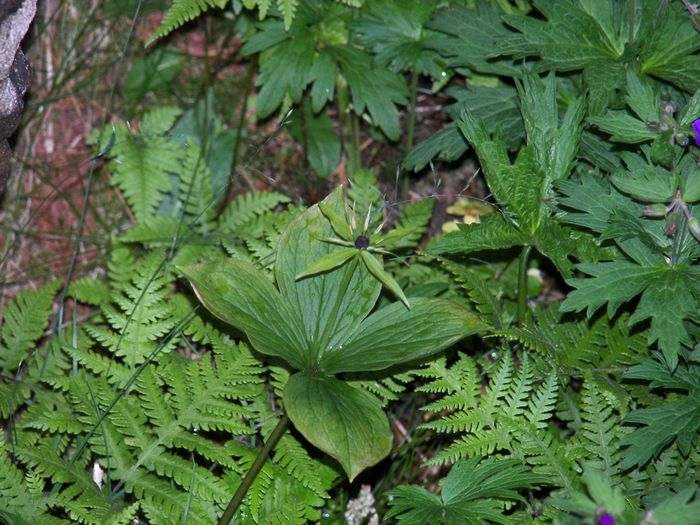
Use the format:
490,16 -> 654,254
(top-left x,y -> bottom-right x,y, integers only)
517,245 -> 532,326
218,413 -> 290,525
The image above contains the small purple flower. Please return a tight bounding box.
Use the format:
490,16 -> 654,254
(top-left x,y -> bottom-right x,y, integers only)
598,513 -> 615,525
692,118 -> 700,146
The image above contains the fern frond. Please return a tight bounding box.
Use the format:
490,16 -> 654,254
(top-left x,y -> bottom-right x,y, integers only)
219,191 -> 291,233
526,370 -> 558,430
496,307 -> 641,372
389,198 -> 434,250
417,354 -> 480,414
86,251 -> 177,367
0,437 -> 64,524
503,353 -> 534,419
435,256 -> 503,328
0,281 -> 59,371
108,120 -> 182,222
577,373 -> 622,483
426,430 -> 502,466
148,0 -> 228,45
68,277 -> 111,306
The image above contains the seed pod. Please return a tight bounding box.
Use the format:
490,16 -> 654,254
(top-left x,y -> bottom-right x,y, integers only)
642,204 -> 668,218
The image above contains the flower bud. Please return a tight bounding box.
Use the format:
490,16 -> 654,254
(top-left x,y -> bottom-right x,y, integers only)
642,204 -> 668,218
689,216 -> 700,242
665,212 -> 679,235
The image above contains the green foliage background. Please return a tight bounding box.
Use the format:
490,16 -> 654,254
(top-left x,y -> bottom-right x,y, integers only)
3,0 -> 700,524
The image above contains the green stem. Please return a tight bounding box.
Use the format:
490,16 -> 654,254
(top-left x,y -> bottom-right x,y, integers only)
315,256 -> 359,364
218,55 -> 256,214
337,76 -> 358,176
627,0 -> 635,45
351,111 -> 361,173
405,70 -> 418,153
218,414 -> 290,525
517,246 -> 532,326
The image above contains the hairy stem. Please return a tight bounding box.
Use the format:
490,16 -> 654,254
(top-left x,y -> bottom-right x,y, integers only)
517,245 -> 532,326
218,414 -> 290,525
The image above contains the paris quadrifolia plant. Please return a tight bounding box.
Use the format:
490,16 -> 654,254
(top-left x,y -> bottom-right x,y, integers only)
179,186 -> 485,521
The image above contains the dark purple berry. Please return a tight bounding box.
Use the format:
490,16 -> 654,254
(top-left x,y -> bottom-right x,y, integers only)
598,513 -> 615,525
354,235 -> 370,249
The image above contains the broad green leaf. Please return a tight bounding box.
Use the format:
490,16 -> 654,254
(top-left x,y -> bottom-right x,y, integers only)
403,124 -> 468,172
319,297 -> 484,374
516,73 -> 585,187
309,52 -> 337,113
680,88 -> 700,126
499,1 -> 624,71
403,85 -> 523,172
283,373 -> 391,481
579,130 -> 622,172
621,397 -> 700,469
640,1 -> 700,92
628,268 -> 698,370
276,187 -> 381,356
583,59 -> 626,117
448,86 -> 524,148
335,47 -> 408,140
649,487 -> 700,525
532,219 -> 586,278
626,70 -> 660,122
255,32 -> 315,119
458,110 -> 546,234
427,214 -> 529,255
556,174 -> 663,266
386,457 -> 548,524
383,486 -> 445,525
562,263 -> 700,369
561,261 -> 663,318
611,167 -> 677,203
588,111 -> 656,144
178,259 -> 309,370
682,168 -> 700,202
427,5 -> 520,76
240,20 -> 290,56
353,0 -> 442,77
360,251 -> 409,308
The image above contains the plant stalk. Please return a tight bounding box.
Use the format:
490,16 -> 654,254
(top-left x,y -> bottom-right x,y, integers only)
218,414 -> 290,525
517,246 -> 532,326
337,76 -> 359,176
405,70 -> 418,153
